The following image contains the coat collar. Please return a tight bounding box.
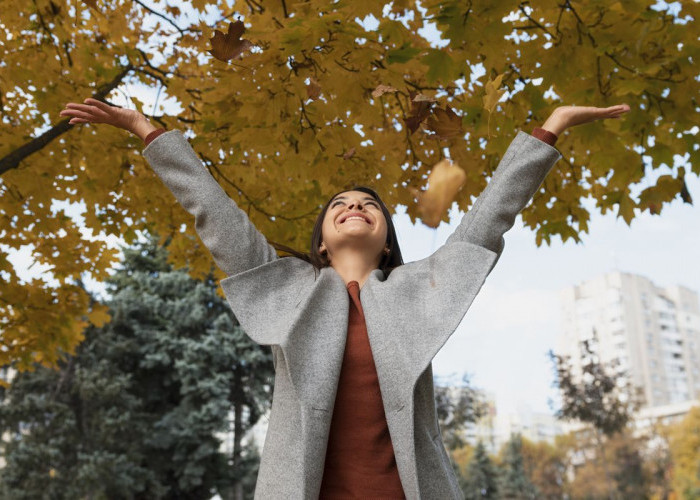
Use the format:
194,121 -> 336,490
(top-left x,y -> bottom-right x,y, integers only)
220,240 -> 497,415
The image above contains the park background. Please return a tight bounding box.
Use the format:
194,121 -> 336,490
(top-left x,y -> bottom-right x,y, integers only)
1,0 -> 699,498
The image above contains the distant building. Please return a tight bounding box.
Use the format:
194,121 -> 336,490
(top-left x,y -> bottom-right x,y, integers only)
216,407 -> 269,459
463,392 -> 563,455
557,271 -> 700,409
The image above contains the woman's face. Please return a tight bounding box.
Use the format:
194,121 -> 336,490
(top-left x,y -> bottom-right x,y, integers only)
319,190 -> 389,264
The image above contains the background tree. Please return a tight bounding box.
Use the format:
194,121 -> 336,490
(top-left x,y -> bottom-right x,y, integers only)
0,233 -> 274,499
1,0 -> 697,372
435,373 -> 487,451
667,405 -> 700,499
462,440 -> 500,500
549,333 -> 645,500
520,436 -> 568,500
497,433 -> 539,499
561,429 -> 650,500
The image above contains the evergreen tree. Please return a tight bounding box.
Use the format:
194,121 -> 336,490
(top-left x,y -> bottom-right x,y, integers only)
461,440 -> 500,500
0,234 -> 274,499
498,433 -> 539,499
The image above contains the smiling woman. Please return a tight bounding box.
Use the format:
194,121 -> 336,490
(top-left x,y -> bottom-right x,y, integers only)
59,96 -> 629,499
316,188 -> 397,289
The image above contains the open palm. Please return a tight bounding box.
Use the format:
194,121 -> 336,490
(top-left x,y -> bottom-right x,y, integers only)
558,104 -> 630,128
59,98 -> 143,131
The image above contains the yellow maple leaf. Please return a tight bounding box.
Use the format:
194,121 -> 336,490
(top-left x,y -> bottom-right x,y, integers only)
87,304 -> 111,328
482,73 -> 506,137
410,159 -> 467,228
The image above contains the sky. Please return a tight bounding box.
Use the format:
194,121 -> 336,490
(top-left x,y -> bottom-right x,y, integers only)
5,0 -> 697,420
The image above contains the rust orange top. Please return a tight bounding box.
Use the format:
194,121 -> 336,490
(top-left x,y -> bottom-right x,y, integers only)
319,280 -> 406,499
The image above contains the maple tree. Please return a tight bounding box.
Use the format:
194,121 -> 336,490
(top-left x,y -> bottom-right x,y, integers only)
1,0 -> 698,371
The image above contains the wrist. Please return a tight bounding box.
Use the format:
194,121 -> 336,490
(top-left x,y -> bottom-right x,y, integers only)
541,110 -> 567,137
130,116 -> 157,141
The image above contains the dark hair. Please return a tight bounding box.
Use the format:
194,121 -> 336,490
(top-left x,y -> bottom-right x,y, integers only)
268,186 -> 404,279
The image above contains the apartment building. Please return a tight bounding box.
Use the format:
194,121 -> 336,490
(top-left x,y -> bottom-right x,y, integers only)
557,271 -> 700,409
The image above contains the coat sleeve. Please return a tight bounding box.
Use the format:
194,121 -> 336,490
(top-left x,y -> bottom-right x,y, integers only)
142,130 -> 279,277
442,130 -> 563,268
376,131 -> 563,376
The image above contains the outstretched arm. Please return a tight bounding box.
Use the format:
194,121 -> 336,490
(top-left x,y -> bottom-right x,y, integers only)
142,130 -> 279,275
60,99 -> 279,276
445,104 -> 630,266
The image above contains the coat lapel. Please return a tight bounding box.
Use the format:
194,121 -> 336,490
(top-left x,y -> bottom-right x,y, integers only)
220,259 -> 350,413
361,240 -> 498,412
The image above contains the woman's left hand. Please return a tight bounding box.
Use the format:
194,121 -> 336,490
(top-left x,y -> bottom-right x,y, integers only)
542,104 -> 631,136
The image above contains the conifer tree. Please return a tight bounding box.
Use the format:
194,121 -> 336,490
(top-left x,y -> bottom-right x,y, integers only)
0,233 -> 274,499
462,440 -> 500,500
498,433 -> 539,499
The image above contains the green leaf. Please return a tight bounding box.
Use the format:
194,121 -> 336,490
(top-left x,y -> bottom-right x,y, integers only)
421,49 -> 456,84
386,43 -> 421,64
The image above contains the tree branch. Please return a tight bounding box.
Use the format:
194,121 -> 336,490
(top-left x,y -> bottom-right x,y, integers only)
132,0 -> 192,36
0,65 -> 133,176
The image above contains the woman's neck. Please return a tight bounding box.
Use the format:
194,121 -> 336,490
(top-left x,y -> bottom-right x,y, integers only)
328,251 -> 381,289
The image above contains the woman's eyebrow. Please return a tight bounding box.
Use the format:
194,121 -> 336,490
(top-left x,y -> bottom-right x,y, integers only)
332,196 -> 377,202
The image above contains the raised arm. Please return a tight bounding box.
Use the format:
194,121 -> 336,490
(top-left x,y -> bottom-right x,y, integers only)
60,98 -> 278,276
141,130 -> 279,275
445,104 -> 630,267
443,129 -> 562,264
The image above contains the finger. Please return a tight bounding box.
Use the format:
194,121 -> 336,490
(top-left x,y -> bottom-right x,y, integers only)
61,109 -> 96,121
84,98 -> 114,113
60,108 -> 89,118
69,118 -> 88,124
65,102 -> 104,114
60,109 -> 85,118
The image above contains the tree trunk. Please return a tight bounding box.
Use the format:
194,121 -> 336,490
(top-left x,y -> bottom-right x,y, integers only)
233,366 -> 244,500
594,429 -> 617,500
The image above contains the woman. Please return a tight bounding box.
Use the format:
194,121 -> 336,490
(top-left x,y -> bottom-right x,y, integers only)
60,98 -> 629,499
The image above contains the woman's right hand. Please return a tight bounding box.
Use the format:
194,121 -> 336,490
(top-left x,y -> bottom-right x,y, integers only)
59,98 -> 157,141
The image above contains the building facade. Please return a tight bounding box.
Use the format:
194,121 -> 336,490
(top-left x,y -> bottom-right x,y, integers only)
557,271 -> 700,409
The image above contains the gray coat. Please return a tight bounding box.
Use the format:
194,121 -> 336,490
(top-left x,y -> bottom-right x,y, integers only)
143,130 -> 562,499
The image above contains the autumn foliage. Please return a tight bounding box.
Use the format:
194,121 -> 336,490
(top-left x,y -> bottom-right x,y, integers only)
1,0 -> 698,371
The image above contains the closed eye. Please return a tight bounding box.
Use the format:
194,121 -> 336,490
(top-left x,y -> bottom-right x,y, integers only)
332,200 -> 379,208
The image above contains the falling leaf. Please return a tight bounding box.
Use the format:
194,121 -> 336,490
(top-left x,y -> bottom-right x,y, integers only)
404,92 -> 436,134
371,84 -> 398,98
306,77 -> 322,100
208,21 -> 253,62
409,158 -> 466,228
342,147 -> 356,160
426,106 -> 463,139
482,73 -> 506,137
482,73 -> 506,114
